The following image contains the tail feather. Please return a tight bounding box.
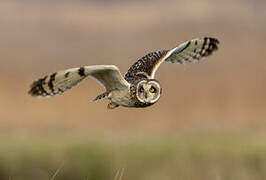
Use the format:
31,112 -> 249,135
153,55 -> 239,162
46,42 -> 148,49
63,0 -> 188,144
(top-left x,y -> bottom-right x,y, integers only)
91,92 -> 109,102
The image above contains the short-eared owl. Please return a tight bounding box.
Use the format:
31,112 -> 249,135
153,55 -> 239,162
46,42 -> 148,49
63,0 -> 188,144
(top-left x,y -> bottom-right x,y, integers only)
29,37 -> 219,109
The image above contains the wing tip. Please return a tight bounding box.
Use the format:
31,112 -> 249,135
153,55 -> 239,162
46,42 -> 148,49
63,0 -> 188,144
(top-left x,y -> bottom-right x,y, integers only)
28,79 -> 46,97
28,77 -> 54,98
208,37 -> 219,47
201,37 -> 220,57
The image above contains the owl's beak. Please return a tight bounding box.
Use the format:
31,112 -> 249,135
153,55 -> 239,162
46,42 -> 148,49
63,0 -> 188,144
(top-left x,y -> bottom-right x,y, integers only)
144,92 -> 148,99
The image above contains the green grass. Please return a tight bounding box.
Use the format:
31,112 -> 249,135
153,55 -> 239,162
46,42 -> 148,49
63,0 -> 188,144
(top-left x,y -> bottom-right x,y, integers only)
1,132 -> 266,180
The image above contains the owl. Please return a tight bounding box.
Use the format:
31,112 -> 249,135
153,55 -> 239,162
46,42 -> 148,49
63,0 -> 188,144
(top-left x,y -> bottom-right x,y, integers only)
29,37 -> 219,109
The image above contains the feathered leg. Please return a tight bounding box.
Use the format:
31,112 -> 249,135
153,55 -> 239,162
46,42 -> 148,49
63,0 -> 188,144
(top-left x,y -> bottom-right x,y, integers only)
107,103 -> 119,109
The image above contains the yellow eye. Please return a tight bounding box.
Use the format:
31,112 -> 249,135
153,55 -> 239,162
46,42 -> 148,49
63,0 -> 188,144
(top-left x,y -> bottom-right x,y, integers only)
149,87 -> 156,93
139,87 -> 144,92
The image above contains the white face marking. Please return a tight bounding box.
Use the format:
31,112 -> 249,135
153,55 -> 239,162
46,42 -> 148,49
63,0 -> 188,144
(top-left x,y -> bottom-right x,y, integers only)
136,80 -> 161,104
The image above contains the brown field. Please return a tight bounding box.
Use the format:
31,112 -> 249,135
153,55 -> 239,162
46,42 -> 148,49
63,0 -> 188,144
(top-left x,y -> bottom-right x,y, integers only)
0,0 -> 266,179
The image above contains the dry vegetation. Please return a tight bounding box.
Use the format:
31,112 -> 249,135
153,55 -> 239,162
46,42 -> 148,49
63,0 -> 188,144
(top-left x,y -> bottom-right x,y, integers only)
0,0 -> 266,179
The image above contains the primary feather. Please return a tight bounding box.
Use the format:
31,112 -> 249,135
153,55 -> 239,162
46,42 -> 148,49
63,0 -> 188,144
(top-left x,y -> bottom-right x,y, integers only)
125,37 -> 219,79
28,65 -> 130,97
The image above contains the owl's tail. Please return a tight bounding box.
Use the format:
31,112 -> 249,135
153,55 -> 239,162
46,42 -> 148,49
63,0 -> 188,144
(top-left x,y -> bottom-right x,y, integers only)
91,92 -> 109,102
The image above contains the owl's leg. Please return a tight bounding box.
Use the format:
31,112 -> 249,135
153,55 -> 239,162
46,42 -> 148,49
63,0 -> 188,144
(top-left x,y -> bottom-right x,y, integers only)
107,102 -> 119,109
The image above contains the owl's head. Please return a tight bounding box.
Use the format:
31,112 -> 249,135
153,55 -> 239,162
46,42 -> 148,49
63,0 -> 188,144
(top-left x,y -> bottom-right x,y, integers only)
136,79 -> 161,104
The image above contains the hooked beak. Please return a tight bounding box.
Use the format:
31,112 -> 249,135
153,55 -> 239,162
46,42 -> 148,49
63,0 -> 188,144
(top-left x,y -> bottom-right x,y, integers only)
143,92 -> 150,103
144,92 -> 148,99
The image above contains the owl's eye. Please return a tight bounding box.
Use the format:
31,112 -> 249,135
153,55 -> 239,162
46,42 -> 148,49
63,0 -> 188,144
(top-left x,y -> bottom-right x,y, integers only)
139,87 -> 144,93
149,87 -> 157,93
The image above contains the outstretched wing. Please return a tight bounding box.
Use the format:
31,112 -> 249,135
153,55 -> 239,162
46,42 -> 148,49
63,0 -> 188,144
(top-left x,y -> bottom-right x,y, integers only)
28,65 -> 130,97
125,37 -> 219,81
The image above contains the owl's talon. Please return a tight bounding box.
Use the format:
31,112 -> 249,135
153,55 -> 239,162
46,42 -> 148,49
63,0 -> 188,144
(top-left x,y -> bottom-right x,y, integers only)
107,103 -> 119,109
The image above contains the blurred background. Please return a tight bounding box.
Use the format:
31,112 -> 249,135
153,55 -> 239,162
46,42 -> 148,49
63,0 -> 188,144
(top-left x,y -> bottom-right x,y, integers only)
0,0 -> 266,179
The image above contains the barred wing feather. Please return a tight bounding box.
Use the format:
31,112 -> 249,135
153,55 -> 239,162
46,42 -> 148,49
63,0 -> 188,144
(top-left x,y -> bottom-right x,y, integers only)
28,65 -> 130,97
